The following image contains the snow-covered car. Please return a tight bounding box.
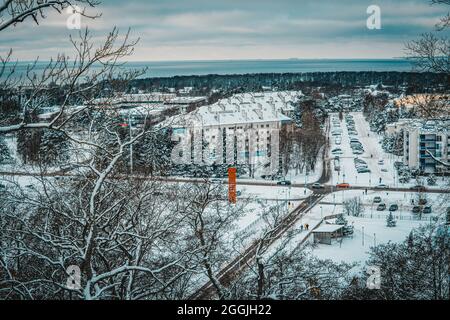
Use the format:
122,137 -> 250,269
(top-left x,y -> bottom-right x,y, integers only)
331,148 -> 343,155
377,203 -> 386,211
373,196 -> 382,203
378,159 -> 384,165
375,184 -> 389,189
394,161 -> 404,169
352,149 -> 364,155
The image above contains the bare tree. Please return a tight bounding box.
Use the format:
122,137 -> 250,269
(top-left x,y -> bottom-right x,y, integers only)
0,0 -> 100,33
405,1 -> 449,74
183,183 -> 248,300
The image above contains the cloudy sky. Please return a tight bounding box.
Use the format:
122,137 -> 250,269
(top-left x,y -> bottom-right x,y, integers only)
1,0 -> 448,61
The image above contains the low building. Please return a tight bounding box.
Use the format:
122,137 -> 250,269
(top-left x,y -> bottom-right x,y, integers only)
312,224 -> 345,245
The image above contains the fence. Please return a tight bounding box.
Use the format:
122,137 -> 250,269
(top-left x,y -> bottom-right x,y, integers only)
358,213 -> 441,222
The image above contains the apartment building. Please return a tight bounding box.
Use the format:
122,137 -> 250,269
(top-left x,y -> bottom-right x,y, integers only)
168,91 -> 301,167
402,120 -> 450,174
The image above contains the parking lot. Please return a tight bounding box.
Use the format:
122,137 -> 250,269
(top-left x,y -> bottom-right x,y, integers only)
329,112 -> 403,188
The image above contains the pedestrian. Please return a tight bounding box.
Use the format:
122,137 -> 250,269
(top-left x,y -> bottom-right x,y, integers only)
305,223 -> 309,230
300,225 -> 304,232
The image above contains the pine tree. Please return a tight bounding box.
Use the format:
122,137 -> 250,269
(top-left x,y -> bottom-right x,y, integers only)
427,175 -> 437,186
386,212 -> 397,228
17,129 -> 42,164
39,130 -> 70,165
336,214 -> 348,226
408,231 -> 414,248
0,136 -> 13,164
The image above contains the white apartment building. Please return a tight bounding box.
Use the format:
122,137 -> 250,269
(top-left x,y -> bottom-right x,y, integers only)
401,120 -> 450,174
168,91 -> 301,167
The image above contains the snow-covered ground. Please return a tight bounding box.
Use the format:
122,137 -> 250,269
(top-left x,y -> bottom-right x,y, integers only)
311,216 -> 425,265
262,188 -> 447,266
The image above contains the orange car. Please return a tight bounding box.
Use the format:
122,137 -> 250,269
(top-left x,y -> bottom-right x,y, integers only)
336,183 -> 350,189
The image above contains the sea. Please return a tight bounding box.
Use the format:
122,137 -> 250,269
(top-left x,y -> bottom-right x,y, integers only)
10,59 -> 414,79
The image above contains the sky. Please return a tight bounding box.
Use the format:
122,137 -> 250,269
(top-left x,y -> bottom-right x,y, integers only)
1,0 -> 449,61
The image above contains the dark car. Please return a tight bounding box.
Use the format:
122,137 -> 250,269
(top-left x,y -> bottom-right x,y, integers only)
389,204 -> 399,212
419,198 -> 428,205
412,206 -> 422,214
377,203 -> 386,211
277,180 -> 292,186
423,206 -> 432,214
410,185 -> 426,192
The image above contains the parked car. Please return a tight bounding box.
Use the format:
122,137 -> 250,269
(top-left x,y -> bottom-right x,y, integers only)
410,185 -> 426,192
373,196 -> 382,203
353,149 -> 364,155
312,183 -> 325,189
357,168 -> 371,173
394,161 -> 404,169
423,206 -> 432,214
277,180 -> 292,186
389,204 -> 398,212
378,159 -> 384,165
336,183 -> 350,189
412,206 -> 422,214
375,184 -> 389,189
377,203 -> 386,211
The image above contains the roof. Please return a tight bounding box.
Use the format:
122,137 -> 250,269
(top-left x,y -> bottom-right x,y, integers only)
313,224 -> 344,233
166,91 -> 300,128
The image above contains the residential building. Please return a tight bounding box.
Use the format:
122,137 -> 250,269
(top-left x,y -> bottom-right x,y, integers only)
168,91 -> 301,169
402,120 -> 450,173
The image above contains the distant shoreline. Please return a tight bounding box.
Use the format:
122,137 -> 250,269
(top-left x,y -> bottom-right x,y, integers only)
8,59 -> 416,79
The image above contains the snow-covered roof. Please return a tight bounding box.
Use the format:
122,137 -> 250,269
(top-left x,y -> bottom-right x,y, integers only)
313,224 -> 344,233
166,91 -> 300,128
